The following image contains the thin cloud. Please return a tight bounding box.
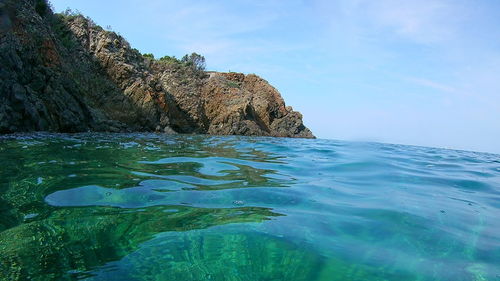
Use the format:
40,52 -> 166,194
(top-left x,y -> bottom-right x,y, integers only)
313,0 -> 471,45
365,0 -> 468,44
135,0 -> 315,74
405,77 -> 457,93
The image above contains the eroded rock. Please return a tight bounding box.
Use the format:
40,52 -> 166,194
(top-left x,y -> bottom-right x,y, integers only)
0,0 -> 314,138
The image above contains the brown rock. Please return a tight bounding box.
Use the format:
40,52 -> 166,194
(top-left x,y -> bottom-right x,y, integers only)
0,0 -> 314,138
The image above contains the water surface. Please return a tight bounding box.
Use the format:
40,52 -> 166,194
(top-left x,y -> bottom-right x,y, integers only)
0,133 -> 499,280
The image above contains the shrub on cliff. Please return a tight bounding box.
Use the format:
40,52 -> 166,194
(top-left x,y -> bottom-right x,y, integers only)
143,53 -> 155,60
181,53 -> 206,72
159,55 -> 180,64
51,13 -> 78,49
59,8 -> 82,19
35,0 -> 51,17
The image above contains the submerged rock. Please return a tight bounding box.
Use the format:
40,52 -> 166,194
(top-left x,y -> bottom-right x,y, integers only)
0,0 -> 314,138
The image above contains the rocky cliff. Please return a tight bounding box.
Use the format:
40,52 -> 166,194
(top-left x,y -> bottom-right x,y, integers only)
0,0 -> 314,138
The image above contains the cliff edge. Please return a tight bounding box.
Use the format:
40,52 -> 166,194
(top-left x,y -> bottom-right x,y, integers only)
0,0 -> 314,138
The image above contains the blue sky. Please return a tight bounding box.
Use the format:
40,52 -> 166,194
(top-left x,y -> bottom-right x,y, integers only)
50,0 -> 500,154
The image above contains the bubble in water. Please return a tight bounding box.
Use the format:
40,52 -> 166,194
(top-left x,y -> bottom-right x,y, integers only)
23,213 -> 39,220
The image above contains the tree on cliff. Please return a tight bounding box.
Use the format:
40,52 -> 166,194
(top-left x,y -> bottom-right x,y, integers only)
181,53 -> 206,72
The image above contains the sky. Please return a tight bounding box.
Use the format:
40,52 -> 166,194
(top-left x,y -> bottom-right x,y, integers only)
50,0 -> 500,154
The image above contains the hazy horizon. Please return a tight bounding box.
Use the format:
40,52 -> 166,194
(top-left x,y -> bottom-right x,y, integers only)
50,0 -> 500,154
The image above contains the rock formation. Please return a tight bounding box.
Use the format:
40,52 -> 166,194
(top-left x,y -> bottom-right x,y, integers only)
0,0 -> 314,138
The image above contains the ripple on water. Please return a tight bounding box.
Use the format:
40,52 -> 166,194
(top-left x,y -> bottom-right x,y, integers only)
0,133 -> 499,281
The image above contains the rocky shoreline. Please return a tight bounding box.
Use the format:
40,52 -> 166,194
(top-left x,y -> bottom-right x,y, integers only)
0,0 -> 314,138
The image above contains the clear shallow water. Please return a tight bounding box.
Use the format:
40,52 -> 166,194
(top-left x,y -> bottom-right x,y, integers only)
0,133 -> 499,281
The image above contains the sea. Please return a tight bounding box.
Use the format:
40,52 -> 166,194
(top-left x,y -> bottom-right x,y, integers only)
0,133 -> 499,280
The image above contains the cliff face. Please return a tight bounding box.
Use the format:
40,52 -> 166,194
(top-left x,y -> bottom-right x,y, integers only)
0,0 -> 314,138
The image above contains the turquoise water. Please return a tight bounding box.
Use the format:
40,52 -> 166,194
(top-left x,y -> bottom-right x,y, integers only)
0,133 -> 499,280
